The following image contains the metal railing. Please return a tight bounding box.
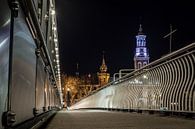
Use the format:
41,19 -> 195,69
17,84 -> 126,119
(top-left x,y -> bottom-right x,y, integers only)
71,42 -> 195,113
0,0 -> 62,128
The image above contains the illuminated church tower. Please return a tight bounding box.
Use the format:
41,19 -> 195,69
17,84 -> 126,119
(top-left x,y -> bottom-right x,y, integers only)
134,24 -> 149,69
97,53 -> 110,86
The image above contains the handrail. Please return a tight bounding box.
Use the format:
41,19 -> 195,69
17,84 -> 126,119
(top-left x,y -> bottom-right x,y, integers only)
72,42 -> 195,105
119,42 -> 195,80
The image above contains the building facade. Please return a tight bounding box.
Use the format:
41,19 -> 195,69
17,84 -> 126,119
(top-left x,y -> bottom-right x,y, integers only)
97,54 -> 110,86
134,24 -> 149,69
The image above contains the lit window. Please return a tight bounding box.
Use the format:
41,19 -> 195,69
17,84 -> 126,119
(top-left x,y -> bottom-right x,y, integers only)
136,53 -> 140,56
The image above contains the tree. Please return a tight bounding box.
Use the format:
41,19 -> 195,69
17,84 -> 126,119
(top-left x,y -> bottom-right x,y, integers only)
61,74 -> 80,106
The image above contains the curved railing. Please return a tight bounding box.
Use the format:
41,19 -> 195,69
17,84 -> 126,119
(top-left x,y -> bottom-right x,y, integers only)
71,43 -> 195,113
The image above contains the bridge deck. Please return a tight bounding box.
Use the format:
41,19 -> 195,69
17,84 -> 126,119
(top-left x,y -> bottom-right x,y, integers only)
43,109 -> 195,129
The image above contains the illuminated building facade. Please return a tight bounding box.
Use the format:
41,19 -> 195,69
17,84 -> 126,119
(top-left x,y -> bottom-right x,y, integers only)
134,24 -> 149,69
97,54 -> 110,86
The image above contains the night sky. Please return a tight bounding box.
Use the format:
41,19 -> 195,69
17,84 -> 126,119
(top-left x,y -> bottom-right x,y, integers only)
55,0 -> 195,76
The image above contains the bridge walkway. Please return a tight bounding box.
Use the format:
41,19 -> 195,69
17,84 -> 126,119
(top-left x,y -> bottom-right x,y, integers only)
42,109 -> 195,129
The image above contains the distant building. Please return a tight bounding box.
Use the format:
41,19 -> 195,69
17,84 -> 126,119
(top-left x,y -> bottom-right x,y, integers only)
134,24 -> 149,69
63,54 -> 111,104
97,54 -> 110,86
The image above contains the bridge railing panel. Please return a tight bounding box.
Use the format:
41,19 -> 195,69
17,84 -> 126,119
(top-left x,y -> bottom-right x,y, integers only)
36,57 -> 46,114
71,43 -> 195,113
0,1 -> 10,128
0,0 -> 62,128
11,9 -> 37,125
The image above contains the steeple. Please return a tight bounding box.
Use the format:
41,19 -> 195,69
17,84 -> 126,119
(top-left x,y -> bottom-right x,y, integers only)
138,24 -> 143,35
102,53 -> 105,65
100,52 -> 107,73
97,52 -> 110,87
75,63 -> 79,76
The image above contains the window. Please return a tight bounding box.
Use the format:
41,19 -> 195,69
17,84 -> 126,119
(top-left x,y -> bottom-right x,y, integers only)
138,62 -> 142,69
143,62 -> 147,66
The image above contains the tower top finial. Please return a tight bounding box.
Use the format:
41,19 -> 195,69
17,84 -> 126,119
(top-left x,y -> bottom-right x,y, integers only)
138,24 -> 143,34
76,63 -> 79,70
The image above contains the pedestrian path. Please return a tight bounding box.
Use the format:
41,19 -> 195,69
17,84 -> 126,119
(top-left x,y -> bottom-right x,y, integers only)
43,109 -> 195,129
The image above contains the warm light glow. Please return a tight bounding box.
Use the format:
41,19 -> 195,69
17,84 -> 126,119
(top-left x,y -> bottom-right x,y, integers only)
67,88 -> 70,91
53,27 -> 57,31
55,47 -> 58,51
51,9 -> 55,15
143,75 -> 148,79
134,79 -> 138,83
54,38 -> 58,42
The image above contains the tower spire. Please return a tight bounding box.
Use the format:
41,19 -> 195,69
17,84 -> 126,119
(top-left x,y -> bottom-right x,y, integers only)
75,62 -> 79,76
100,51 -> 107,73
102,51 -> 105,65
138,24 -> 143,35
97,51 -> 110,87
